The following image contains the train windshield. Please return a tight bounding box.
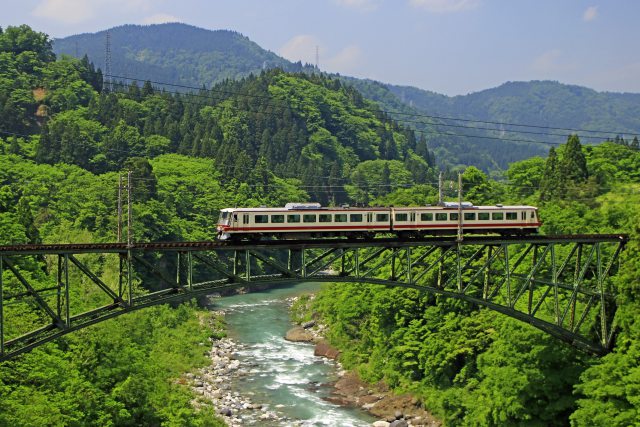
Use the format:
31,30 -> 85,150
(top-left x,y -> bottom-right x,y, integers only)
218,211 -> 230,225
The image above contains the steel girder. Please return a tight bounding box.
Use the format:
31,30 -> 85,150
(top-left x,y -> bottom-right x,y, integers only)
0,235 -> 628,361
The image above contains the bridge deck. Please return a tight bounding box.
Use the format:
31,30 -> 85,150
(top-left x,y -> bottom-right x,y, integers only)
0,234 -> 629,255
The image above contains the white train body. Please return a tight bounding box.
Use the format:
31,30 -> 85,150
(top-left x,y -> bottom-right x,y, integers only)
216,202 -> 540,240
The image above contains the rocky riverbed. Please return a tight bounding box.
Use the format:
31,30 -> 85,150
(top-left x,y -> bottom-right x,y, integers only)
186,286 -> 440,426
190,334 -> 299,425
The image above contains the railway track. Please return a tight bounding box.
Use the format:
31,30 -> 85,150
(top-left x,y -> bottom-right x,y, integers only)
0,234 -> 629,255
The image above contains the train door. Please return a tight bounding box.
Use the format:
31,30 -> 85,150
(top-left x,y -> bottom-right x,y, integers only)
410,212 -> 416,228
239,213 -> 248,230
367,212 -> 373,224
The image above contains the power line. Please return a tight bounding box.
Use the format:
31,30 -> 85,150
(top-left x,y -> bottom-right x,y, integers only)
106,82 -> 565,146
105,73 -> 640,138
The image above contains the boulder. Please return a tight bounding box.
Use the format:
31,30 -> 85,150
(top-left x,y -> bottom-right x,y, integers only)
373,421 -> 390,427
389,420 -> 408,427
314,340 -> 340,359
285,326 -> 314,342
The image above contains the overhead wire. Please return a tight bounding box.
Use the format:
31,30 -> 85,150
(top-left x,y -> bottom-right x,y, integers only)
105,73 -> 640,138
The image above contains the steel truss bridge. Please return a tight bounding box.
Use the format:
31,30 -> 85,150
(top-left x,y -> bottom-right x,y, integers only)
0,234 -> 628,361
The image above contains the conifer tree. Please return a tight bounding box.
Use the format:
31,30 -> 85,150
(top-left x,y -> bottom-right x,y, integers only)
540,147 -> 561,201
632,136 -> 639,151
560,134 -> 588,182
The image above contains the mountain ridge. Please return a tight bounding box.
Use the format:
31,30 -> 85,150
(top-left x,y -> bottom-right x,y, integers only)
53,23 -> 640,171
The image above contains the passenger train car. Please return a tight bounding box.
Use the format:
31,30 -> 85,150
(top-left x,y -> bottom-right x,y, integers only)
216,202 -> 540,240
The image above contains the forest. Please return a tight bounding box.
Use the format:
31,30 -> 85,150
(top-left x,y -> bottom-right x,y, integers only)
54,23 -> 640,173
1,24 -> 639,426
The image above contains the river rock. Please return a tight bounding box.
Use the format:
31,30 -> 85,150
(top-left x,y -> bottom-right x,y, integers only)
389,420 -> 408,427
218,407 -> 233,417
314,340 -> 340,359
394,410 -> 403,419
285,326 -> 314,342
302,320 -> 316,329
373,421 -> 390,427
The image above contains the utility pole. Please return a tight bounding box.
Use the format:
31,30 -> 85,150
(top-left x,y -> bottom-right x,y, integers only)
438,171 -> 443,206
104,30 -> 112,92
127,171 -> 133,247
457,172 -> 463,242
117,175 -> 123,242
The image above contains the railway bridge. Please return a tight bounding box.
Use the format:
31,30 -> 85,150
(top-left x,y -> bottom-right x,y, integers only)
0,234 -> 629,361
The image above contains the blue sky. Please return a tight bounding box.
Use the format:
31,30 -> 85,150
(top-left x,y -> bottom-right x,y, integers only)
2,0 -> 639,96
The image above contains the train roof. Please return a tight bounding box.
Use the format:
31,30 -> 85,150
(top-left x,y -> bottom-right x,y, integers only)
220,204 -> 538,212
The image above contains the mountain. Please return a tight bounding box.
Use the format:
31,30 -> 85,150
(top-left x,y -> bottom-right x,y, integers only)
53,23 -> 309,87
54,24 -> 640,172
388,80 -> 640,140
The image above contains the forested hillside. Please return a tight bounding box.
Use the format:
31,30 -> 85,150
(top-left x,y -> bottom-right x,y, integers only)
300,137 -> 640,426
53,23 -> 309,88
0,24 -> 433,425
387,81 -> 640,164
2,23 -> 639,426
54,23 -> 640,173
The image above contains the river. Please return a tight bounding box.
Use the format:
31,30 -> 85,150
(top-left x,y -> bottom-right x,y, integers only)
210,282 -> 376,426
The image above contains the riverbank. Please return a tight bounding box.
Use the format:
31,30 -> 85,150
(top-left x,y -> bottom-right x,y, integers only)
189,310 -> 293,426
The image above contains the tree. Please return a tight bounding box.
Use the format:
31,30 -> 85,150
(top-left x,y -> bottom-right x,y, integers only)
124,157 -> 157,202
462,166 -> 493,204
560,134 -> 588,183
540,147 -> 561,201
632,136 -> 639,151
0,25 -> 55,63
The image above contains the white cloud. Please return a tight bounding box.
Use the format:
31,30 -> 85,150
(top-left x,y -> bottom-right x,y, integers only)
279,34 -> 321,65
279,35 -> 364,73
409,0 -> 479,13
325,45 -> 363,73
583,6 -> 598,22
532,49 -> 577,75
333,0 -> 378,12
142,13 -> 181,24
32,0 -> 154,24
33,0 -> 95,24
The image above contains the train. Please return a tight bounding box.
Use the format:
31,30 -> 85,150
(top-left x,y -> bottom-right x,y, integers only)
216,202 -> 541,240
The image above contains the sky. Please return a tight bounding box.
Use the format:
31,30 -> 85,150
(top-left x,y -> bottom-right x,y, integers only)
2,0 -> 639,96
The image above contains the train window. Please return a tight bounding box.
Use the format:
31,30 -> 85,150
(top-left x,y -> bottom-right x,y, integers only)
521,211 -> 526,220
395,213 -> 408,221
450,213 -> 459,221
350,214 -> 363,222
410,212 -> 416,221
492,212 -> 504,220
464,212 -> 476,221
435,213 -> 447,221
243,215 -> 249,224
334,214 -> 347,222
271,215 -> 285,223
506,212 -> 517,220
319,214 -> 332,223
303,214 -> 317,223
255,215 -> 269,224
531,211 -> 536,219
287,214 -> 300,223
421,213 -> 433,221
376,213 -> 389,222
478,212 -> 489,220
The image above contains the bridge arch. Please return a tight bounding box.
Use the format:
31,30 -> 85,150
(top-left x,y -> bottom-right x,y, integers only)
0,234 -> 628,361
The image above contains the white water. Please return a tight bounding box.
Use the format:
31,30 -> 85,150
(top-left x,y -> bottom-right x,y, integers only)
210,283 -> 375,426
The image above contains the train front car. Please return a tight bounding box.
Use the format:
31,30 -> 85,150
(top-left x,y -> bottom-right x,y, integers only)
216,203 -> 393,240
216,208 -> 237,240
